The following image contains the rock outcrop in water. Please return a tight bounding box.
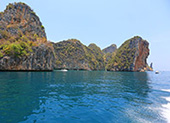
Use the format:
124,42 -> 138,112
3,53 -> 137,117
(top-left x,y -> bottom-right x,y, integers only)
0,2 -> 46,40
53,39 -> 105,70
0,2 -> 152,72
52,36 -> 151,72
106,36 -> 150,72
0,2 -> 55,71
150,63 -> 153,70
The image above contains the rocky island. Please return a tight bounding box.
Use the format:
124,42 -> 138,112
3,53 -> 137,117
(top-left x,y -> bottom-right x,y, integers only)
0,2 -> 152,72
52,39 -> 105,70
0,2 -> 55,71
106,36 -> 152,71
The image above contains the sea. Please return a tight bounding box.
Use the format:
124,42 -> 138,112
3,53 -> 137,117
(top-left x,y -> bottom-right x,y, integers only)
0,71 -> 170,123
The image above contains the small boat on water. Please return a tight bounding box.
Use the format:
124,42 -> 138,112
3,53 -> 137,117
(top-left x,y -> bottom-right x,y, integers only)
155,71 -> 159,74
61,69 -> 68,72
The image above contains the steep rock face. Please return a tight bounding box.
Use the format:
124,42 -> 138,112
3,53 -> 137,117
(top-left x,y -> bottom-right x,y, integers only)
107,36 -> 150,71
0,2 -> 54,71
0,2 -> 46,41
88,43 -> 105,69
0,44 -> 55,71
102,44 -> 117,54
134,39 -> 149,71
147,63 -> 153,71
53,39 -> 104,70
102,44 -> 117,66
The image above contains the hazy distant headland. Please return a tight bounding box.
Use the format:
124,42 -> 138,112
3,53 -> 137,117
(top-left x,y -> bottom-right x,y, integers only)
0,2 -> 153,72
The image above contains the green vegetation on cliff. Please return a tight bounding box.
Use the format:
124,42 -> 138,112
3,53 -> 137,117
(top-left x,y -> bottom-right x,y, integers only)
106,36 -> 149,71
0,2 -> 46,39
0,2 -> 49,58
88,43 -> 105,69
0,2 -> 151,71
0,2 -> 54,71
102,44 -> 117,67
103,52 -> 116,66
106,39 -> 134,70
53,39 -> 105,70
0,29 -> 47,58
0,41 -> 32,57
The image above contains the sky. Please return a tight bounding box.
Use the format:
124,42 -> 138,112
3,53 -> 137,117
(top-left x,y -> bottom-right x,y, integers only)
0,0 -> 170,71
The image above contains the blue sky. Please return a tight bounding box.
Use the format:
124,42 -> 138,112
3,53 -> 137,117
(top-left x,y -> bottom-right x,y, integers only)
0,0 -> 170,71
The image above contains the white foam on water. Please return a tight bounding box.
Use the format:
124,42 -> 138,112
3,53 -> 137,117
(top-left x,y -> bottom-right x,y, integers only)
161,89 -> 170,123
124,108 -> 152,123
162,97 -> 170,123
161,89 -> 170,93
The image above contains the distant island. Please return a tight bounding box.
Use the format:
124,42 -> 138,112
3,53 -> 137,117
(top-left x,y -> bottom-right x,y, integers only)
0,2 -> 153,72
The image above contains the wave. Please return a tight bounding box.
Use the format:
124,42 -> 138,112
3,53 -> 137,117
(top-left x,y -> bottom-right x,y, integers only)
161,89 -> 170,93
161,89 -> 170,123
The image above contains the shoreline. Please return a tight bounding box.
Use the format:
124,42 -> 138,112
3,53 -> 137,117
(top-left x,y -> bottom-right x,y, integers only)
0,70 -> 53,72
0,69 -> 153,72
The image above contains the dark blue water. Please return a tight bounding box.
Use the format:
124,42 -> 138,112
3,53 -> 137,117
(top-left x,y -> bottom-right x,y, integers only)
0,71 -> 170,123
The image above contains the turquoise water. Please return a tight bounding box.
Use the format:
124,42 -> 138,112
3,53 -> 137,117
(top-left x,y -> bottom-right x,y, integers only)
0,71 -> 170,123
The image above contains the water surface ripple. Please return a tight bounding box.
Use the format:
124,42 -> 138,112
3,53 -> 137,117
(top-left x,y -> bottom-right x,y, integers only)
0,71 -> 169,123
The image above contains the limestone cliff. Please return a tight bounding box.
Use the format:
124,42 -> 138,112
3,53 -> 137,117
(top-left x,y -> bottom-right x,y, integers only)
102,44 -> 117,54
106,36 -> 150,72
53,39 -> 105,70
0,2 -> 55,71
0,2 -> 152,72
0,44 -> 54,71
88,43 -> 105,69
102,44 -> 117,66
0,2 -> 46,40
